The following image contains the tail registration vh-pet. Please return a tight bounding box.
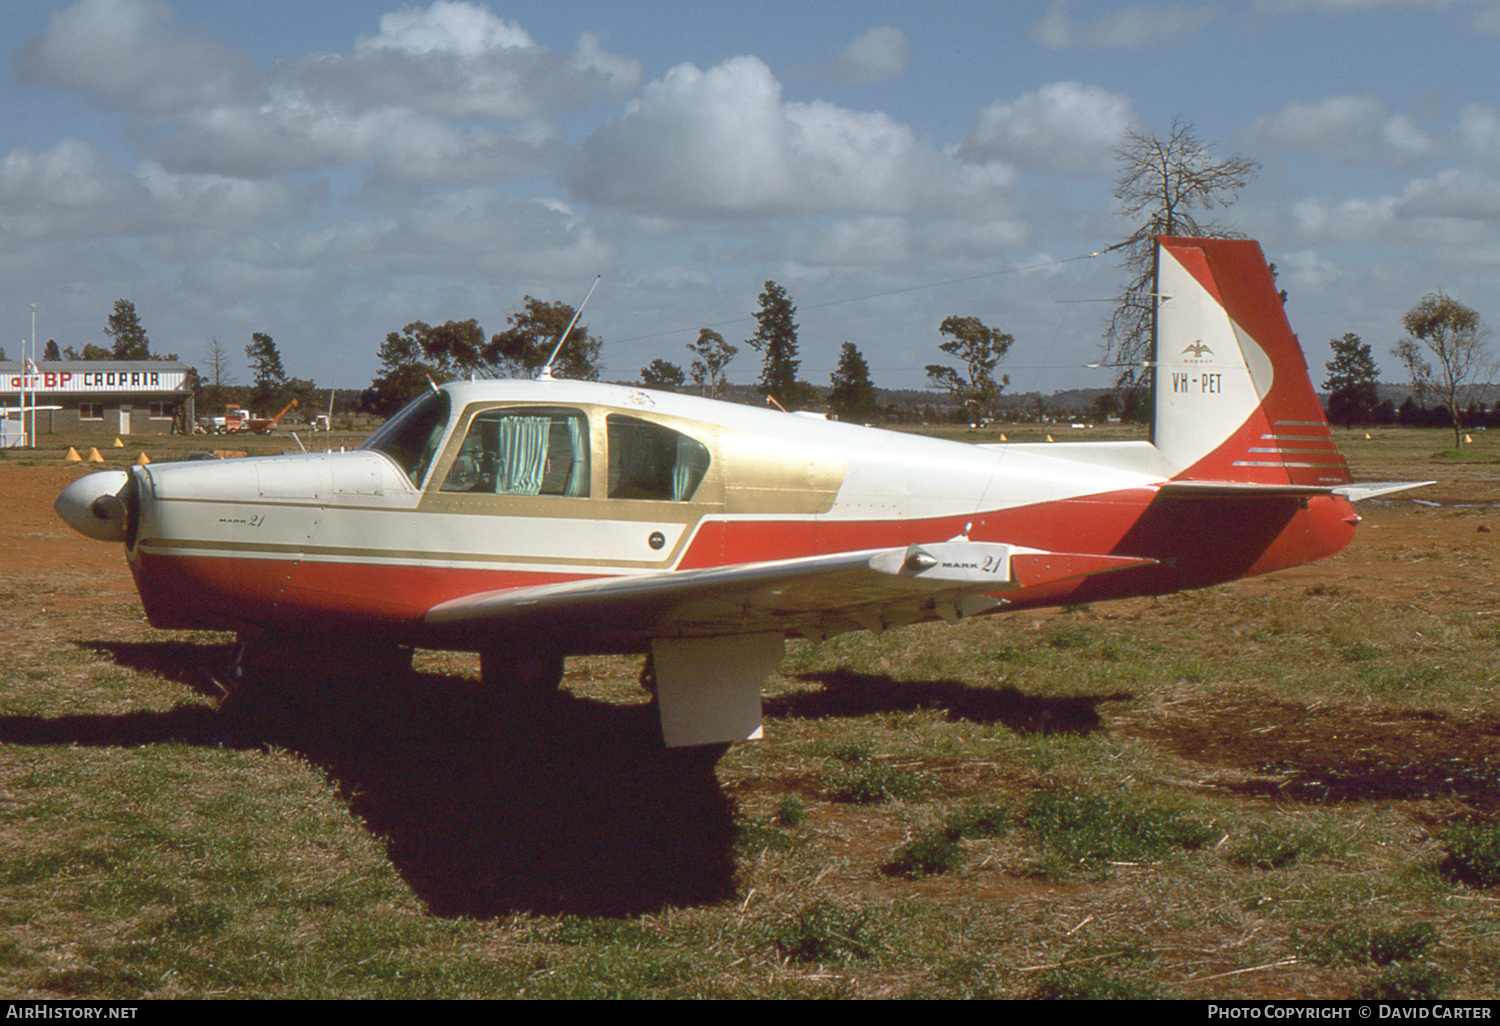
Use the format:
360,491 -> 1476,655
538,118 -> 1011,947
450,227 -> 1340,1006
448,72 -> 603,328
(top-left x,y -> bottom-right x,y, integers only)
56,238 -> 1425,746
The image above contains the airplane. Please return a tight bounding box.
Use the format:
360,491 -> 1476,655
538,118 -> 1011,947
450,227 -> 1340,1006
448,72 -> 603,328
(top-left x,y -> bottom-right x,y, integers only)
55,237 -> 1425,748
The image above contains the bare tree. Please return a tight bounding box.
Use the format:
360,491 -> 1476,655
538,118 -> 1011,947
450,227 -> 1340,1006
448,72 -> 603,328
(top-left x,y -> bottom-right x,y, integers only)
202,335 -> 236,411
1108,117 -> 1259,381
1395,290 -> 1494,449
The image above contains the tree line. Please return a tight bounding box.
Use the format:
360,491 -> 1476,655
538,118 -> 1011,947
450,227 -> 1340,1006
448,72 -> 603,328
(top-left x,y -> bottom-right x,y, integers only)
355,277 -> 1019,426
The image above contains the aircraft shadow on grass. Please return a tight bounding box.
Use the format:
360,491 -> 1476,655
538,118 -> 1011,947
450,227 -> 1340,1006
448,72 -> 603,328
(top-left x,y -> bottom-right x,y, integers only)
775,668 -> 1129,735
1,640 -> 1123,917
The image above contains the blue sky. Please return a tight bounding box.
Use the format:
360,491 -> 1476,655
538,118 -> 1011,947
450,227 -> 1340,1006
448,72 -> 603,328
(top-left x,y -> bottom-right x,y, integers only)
5,0 -> 1500,398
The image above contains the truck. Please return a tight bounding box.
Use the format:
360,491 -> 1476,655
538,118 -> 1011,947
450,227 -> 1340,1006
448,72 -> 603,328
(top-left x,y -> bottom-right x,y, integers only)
198,407 -> 251,434
199,400 -> 297,434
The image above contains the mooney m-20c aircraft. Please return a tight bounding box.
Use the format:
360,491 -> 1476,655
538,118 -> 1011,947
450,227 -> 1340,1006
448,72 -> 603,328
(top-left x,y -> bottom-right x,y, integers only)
56,238 -> 1425,746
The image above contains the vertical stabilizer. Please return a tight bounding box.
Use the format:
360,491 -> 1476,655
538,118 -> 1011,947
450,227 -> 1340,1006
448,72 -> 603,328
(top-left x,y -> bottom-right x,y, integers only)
1153,237 -> 1350,486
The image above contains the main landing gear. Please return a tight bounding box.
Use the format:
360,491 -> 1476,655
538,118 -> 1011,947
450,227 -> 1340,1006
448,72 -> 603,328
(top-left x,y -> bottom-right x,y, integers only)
479,649 -> 565,700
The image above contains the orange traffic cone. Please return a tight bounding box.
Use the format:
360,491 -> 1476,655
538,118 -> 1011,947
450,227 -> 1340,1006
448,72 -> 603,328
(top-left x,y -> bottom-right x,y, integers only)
65,447 -> 81,462
86,447 -> 104,463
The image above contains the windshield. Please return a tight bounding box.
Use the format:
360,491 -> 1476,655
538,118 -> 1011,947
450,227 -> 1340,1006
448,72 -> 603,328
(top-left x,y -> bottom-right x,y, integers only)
360,390 -> 451,488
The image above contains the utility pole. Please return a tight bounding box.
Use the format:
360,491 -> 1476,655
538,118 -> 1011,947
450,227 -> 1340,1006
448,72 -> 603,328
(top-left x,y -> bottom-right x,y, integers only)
29,304 -> 37,447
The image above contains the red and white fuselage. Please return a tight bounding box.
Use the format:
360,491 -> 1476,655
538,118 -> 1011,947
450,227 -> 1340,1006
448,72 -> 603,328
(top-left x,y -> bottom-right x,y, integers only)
56,239 -> 1418,745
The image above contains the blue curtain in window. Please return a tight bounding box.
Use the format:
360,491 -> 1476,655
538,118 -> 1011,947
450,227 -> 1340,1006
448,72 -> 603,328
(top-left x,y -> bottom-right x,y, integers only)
496,416 -> 550,494
564,414 -> 589,496
672,434 -> 710,501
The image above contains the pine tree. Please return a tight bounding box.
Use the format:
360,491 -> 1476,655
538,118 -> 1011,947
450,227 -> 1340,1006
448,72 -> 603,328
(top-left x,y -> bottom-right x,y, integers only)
104,299 -> 152,360
1323,333 -> 1380,428
746,281 -> 800,406
828,342 -> 878,421
246,332 -> 289,412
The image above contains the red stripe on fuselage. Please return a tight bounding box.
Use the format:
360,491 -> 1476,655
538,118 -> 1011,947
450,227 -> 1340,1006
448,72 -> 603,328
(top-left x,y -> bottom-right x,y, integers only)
128,486 -> 1357,644
130,549 -> 588,638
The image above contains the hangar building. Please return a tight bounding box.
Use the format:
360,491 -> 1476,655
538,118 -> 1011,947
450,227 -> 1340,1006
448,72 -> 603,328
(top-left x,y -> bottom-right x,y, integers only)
1,360 -> 196,437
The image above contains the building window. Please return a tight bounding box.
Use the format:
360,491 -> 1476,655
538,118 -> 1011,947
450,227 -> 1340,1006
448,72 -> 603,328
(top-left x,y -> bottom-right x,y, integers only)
79,403 -> 102,421
149,401 -> 171,419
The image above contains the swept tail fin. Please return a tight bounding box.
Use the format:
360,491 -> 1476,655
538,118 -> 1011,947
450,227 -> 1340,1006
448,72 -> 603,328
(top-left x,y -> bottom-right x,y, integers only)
1152,236 -> 1351,487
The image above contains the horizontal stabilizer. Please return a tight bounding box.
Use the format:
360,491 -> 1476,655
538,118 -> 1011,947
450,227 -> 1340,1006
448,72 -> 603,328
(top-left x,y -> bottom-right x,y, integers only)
1332,481 -> 1437,502
1158,479 -> 1432,502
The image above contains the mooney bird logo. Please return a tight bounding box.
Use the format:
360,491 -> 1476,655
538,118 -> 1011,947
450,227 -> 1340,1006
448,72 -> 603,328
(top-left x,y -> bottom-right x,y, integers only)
1181,340 -> 1213,359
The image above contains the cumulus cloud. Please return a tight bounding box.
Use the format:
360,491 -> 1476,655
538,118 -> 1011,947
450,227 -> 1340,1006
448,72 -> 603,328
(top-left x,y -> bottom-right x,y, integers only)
1475,3 -> 1500,33
956,82 -> 1134,174
0,138 -> 296,240
1457,103 -> 1500,168
800,26 -> 912,82
1397,167 -> 1500,221
159,98 -> 573,184
14,0 -> 255,111
1239,95 -> 1436,163
1253,0 -> 1457,13
1030,1 -> 1215,48
17,0 -> 639,183
572,31 -> 646,95
303,12 -> 640,121
1291,194 -> 1400,242
1290,177 -> 1500,249
355,0 -> 536,56
569,56 -> 1015,219
779,216 -> 1032,270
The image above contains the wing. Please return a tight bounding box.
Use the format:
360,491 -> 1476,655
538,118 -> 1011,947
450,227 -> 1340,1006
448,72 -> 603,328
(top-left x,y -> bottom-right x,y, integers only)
424,540 -> 1152,748
424,540 -> 1154,648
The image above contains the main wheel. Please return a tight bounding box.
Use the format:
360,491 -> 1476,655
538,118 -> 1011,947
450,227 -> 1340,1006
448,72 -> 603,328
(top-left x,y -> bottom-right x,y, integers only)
480,649 -> 565,699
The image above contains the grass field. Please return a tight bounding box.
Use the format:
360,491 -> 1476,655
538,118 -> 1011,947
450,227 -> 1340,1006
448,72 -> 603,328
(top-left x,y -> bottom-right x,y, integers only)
2,426 -> 1499,998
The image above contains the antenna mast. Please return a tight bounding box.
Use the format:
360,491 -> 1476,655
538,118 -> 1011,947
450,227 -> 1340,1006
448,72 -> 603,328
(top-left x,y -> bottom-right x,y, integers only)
538,275 -> 601,381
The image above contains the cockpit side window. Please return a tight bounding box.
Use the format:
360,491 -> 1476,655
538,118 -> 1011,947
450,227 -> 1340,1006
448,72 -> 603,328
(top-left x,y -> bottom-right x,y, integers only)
360,390 -> 451,488
606,415 -> 711,501
441,407 -> 590,496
